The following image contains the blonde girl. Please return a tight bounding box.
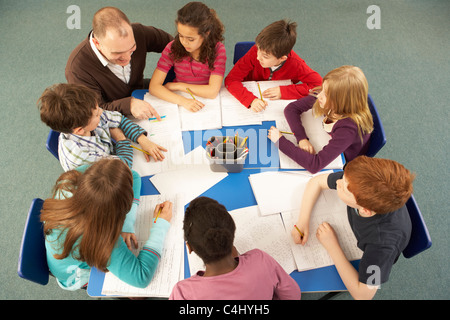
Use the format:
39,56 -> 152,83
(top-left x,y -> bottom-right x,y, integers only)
268,65 -> 373,173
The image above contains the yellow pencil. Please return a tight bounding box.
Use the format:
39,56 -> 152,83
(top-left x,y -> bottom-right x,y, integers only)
130,144 -> 151,156
154,207 -> 162,223
239,136 -> 248,147
257,83 -> 264,102
280,131 -> 294,135
294,225 -> 304,238
186,88 -> 196,100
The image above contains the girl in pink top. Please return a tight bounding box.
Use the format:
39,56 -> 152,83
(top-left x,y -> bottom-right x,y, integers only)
149,2 -> 226,112
169,197 -> 301,300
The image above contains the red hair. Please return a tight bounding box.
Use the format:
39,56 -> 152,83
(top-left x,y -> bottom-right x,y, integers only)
345,156 -> 415,214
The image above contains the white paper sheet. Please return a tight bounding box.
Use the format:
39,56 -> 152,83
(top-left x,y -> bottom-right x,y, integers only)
149,146 -> 228,206
101,193 -> 185,297
248,171 -> 312,216
281,189 -> 363,271
177,91 -> 222,131
230,206 -> 297,274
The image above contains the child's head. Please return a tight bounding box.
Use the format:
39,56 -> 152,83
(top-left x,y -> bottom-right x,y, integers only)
38,83 -> 100,134
184,197 -> 235,264
42,158 -> 134,271
338,156 -> 415,214
171,1 -> 224,70
255,19 -> 297,68
313,65 -> 374,138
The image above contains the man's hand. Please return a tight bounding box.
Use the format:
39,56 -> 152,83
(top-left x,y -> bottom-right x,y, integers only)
130,97 -> 161,120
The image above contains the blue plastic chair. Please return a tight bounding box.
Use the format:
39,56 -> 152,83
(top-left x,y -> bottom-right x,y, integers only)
365,94 -> 387,157
403,195 -> 432,258
233,41 -> 255,64
17,198 -> 50,285
46,129 -> 60,160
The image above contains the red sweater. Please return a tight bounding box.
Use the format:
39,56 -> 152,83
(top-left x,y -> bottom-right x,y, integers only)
225,45 -> 322,108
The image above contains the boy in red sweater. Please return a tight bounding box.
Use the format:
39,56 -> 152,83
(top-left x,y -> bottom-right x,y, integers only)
225,20 -> 322,112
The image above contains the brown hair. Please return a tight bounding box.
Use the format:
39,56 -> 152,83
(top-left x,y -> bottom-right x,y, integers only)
171,1 -> 224,70
345,156 -> 415,214
41,159 -> 134,272
255,19 -> 297,58
312,65 -> 374,142
92,7 -> 131,39
37,83 -> 98,133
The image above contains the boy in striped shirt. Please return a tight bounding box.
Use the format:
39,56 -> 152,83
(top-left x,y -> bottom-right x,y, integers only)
38,83 -> 167,171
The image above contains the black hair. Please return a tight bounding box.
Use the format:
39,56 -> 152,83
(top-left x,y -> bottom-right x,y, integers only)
184,197 -> 235,264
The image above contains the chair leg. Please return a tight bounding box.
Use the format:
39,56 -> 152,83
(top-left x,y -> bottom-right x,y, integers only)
319,291 -> 343,300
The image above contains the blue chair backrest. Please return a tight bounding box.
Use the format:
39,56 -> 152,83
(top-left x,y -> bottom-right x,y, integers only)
366,94 -> 387,157
46,129 -> 60,160
403,195 -> 432,258
233,41 -> 255,64
17,198 -> 50,285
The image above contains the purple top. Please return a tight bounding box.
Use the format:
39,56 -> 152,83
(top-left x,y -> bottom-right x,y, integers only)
279,95 -> 370,173
169,249 -> 301,300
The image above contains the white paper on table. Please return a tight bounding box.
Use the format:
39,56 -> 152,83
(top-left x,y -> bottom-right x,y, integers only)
219,86 -> 263,127
230,205 -> 297,274
281,189 -> 362,271
150,146 -> 228,206
177,91 -> 222,131
248,171 -> 312,216
130,94 -> 186,176
276,110 -> 344,171
101,193 -> 185,297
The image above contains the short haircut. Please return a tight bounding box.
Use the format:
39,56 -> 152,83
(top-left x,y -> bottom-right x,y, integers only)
255,19 -> 297,58
184,197 -> 235,264
345,156 -> 415,214
92,7 -> 131,39
37,83 -> 98,133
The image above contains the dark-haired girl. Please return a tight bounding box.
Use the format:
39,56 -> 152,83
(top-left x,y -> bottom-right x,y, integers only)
169,197 -> 301,300
149,2 -> 226,112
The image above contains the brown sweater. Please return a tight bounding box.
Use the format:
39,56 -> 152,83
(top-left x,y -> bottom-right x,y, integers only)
65,23 -> 173,115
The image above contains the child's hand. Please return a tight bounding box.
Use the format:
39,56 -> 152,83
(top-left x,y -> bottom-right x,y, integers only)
122,232 -> 138,250
250,98 -> 267,112
138,137 -> 167,162
316,222 -> 340,252
298,139 -> 316,154
262,86 -> 281,100
268,126 -> 282,143
181,98 -> 205,112
291,223 -> 309,245
154,201 -> 173,223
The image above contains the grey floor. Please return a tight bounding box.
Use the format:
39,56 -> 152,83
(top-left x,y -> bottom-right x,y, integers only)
1,0 -> 448,300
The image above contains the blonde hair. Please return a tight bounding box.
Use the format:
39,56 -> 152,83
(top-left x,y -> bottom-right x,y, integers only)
312,66 -> 373,141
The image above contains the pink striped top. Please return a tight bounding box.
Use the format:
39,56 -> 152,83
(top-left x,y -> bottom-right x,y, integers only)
156,40 -> 227,84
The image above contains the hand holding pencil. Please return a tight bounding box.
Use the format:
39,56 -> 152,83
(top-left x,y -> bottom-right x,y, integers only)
153,201 -> 173,223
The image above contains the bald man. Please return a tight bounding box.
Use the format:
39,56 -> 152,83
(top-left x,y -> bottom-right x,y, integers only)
66,7 -> 173,119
